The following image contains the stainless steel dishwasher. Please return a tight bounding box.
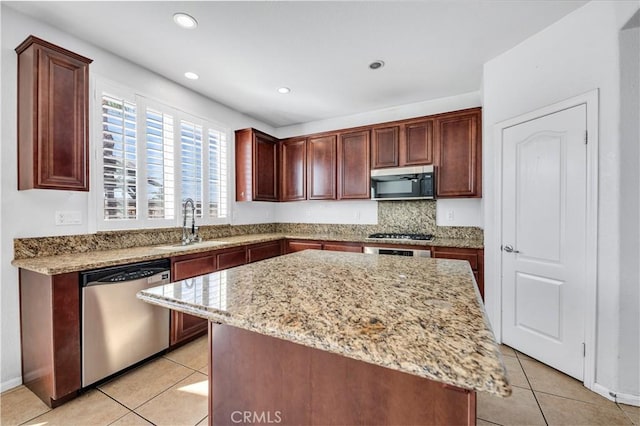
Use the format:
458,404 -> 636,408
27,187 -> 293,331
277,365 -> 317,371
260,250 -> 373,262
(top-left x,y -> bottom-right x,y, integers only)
81,259 -> 171,387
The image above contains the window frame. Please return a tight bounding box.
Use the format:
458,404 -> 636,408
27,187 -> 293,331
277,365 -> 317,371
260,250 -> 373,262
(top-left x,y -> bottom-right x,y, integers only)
91,78 -> 231,232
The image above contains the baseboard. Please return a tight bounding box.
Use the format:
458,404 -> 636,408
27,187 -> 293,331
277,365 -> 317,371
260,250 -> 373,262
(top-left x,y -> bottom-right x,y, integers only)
0,376 -> 22,393
592,383 -> 640,407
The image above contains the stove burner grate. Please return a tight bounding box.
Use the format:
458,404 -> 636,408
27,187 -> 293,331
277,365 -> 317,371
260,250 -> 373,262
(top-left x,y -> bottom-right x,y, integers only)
367,233 -> 433,241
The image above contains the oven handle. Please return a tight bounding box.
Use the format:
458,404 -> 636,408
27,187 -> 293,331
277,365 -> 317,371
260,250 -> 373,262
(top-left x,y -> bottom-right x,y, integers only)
364,246 -> 431,258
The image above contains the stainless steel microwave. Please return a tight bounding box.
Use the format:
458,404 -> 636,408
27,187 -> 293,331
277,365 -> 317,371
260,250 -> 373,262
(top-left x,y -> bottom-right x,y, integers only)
370,165 -> 435,201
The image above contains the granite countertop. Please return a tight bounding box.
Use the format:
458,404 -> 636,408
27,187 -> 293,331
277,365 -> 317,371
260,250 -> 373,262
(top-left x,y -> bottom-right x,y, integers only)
11,233 -> 484,275
138,250 -> 510,397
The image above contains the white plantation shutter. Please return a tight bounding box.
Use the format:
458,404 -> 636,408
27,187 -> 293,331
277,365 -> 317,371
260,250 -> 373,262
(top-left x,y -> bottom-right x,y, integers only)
145,108 -> 175,220
96,82 -> 229,230
208,128 -> 228,218
101,94 -> 137,220
180,120 -> 203,217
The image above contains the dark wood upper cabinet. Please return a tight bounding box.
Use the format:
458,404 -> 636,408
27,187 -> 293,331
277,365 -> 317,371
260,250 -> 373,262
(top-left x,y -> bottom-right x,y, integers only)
434,109 -> 482,198
280,138 -> 307,201
371,120 -> 434,169
307,135 -> 337,200
235,107 -> 480,201
371,126 -> 400,169
403,119 -> 434,166
16,36 -> 92,191
235,128 -> 279,201
337,130 -> 370,199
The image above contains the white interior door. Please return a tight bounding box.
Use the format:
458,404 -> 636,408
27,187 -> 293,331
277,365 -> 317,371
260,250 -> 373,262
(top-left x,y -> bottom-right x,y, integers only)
502,104 -> 587,380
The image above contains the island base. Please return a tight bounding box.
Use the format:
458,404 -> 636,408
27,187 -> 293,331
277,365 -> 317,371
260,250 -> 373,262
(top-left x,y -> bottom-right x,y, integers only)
208,323 -> 476,425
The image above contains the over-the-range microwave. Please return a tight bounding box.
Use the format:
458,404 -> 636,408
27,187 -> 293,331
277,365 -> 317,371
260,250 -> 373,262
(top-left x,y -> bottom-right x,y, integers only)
370,165 -> 435,201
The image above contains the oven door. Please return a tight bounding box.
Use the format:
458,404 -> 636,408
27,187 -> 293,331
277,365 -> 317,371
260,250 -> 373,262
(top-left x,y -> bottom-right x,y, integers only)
364,246 -> 431,258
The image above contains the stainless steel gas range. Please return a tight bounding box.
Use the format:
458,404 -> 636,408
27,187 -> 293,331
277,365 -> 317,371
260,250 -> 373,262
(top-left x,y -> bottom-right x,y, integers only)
364,233 -> 433,258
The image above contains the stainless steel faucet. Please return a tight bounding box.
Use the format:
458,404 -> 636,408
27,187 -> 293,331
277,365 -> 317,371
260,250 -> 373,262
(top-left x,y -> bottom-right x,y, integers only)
181,198 -> 199,245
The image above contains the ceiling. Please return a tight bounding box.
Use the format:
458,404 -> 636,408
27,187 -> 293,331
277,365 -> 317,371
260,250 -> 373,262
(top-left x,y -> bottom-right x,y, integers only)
6,1 -> 588,128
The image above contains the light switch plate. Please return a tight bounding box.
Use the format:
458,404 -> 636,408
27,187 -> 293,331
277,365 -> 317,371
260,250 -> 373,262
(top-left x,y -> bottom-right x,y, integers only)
55,210 -> 82,225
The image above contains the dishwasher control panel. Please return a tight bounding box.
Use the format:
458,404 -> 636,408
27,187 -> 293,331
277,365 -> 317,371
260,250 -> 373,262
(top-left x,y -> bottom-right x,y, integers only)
101,269 -> 169,283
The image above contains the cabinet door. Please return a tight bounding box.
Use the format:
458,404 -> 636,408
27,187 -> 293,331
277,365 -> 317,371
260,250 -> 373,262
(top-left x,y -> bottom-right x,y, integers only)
172,254 -> 216,281
286,240 -> 323,253
307,135 -> 336,200
17,37 -> 92,191
170,311 -> 208,347
337,130 -> 370,200
170,252 -> 216,347
323,242 -> 363,253
216,246 -> 248,270
403,119 -> 434,166
280,138 -> 307,201
247,240 -> 283,263
254,132 -> 279,201
371,126 -> 399,169
20,270 -> 81,406
435,110 -> 481,197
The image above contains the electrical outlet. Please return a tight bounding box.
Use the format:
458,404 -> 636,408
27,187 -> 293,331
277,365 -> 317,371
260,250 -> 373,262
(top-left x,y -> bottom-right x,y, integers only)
446,210 -> 455,222
354,211 -> 361,220
55,211 -> 82,226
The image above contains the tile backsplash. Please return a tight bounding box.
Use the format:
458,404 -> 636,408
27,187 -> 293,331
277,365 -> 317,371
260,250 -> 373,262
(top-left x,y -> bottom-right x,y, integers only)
14,201 -> 482,259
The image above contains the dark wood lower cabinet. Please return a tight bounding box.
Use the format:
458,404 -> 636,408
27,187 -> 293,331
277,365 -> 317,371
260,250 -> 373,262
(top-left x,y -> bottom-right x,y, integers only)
19,270 -> 80,408
432,246 -> 484,299
247,240 -> 283,263
286,239 -> 364,254
209,323 -> 476,425
323,242 -> 363,253
286,240 -> 323,253
215,246 -> 247,270
170,252 -> 218,347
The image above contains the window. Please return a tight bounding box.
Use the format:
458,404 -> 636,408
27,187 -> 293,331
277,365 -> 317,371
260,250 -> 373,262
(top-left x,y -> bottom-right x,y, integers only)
96,83 -> 229,230
180,120 -> 203,217
208,129 -> 228,218
101,94 -> 137,220
145,109 -> 175,220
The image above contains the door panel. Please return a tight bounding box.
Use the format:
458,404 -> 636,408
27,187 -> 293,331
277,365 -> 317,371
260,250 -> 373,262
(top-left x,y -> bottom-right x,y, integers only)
502,104 -> 587,380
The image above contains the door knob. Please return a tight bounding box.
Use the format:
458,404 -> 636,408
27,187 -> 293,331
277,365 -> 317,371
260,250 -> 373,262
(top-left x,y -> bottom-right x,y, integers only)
503,244 -> 520,253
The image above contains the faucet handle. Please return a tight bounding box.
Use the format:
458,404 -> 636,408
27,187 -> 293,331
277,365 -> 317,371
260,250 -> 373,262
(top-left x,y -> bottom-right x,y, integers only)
193,226 -> 202,243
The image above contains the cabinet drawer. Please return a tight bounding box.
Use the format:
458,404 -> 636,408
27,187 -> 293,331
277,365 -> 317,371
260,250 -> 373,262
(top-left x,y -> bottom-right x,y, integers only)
248,241 -> 283,263
286,240 -> 323,253
216,247 -> 247,270
323,242 -> 363,253
172,255 -> 216,281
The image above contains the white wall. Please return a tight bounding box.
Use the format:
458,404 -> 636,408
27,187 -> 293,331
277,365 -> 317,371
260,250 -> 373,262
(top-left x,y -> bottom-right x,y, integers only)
275,92 -> 483,225
0,5 -> 275,391
618,21 -> 639,398
483,0 -> 639,401
275,200 -> 377,224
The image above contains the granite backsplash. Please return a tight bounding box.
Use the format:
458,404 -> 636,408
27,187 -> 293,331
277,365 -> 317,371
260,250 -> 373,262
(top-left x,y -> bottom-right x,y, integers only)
14,200 -> 482,259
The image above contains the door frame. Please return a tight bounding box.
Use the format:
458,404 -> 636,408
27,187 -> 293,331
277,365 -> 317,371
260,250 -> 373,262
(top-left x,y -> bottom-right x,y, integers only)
490,89 -> 599,390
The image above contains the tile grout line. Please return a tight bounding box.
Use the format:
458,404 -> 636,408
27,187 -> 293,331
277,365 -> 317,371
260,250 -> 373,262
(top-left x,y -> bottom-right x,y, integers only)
99,387 -> 159,426
127,370 -> 206,420
515,351 -> 550,426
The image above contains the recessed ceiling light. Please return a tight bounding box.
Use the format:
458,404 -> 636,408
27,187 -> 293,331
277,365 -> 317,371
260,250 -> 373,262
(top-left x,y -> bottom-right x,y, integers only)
173,13 -> 198,29
277,87 -> 291,94
184,72 -> 199,80
369,60 -> 385,70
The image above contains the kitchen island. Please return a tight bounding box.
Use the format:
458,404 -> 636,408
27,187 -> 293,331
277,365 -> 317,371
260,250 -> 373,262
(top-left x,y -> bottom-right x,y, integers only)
138,250 -> 510,425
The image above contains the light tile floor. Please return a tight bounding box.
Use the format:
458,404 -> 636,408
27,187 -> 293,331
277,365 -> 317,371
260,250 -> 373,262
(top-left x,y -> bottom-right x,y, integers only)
1,338 -> 638,426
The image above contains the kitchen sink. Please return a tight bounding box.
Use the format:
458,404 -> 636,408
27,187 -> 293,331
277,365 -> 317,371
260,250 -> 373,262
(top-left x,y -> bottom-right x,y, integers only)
154,240 -> 229,251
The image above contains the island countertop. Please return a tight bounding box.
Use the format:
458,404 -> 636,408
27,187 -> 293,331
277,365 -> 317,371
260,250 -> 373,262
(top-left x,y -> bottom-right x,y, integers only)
138,249 -> 511,397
